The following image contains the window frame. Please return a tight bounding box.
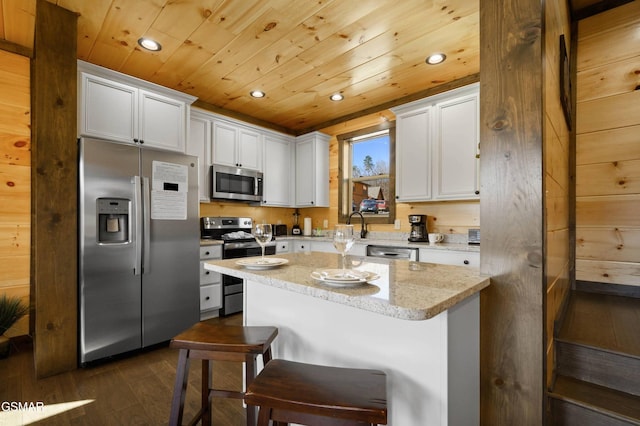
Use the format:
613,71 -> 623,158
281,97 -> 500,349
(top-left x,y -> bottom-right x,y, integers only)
337,121 -> 396,225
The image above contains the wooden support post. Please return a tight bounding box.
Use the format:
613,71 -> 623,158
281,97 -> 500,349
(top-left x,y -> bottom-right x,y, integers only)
31,0 -> 78,377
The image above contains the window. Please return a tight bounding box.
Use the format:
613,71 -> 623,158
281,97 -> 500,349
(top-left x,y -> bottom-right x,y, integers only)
338,122 -> 395,224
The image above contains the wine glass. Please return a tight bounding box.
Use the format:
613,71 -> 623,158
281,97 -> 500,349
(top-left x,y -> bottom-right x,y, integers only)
253,223 -> 273,263
333,224 -> 355,274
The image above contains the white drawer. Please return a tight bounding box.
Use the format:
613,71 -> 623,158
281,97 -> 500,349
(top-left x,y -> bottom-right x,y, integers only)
200,245 -> 222,260
200,283 -> 222,311
276,240 -> 290,253
200,261 -> 221,285
419,249 -> 479,268
293,241 -> 311,252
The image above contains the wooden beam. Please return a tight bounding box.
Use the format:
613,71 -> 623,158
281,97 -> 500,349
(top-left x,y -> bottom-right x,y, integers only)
0,39 -> 33,58
31,0 -> 78,378
479,0 -> 545,423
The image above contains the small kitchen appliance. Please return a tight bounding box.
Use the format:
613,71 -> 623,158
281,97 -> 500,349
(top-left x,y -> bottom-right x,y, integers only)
408,214 -> 429,242
210,164 -> 263,202
291,210 -> 301,235
200,217 -> 276,316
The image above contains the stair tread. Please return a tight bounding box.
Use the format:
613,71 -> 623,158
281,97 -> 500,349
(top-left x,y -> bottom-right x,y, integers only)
558,290 -> 640,358
550,375 -> 640,423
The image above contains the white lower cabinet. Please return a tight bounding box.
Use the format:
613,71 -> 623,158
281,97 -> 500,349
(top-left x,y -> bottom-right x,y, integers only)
419,248 -> 479,268
200,245 -> 222,319
275,240 -> 290,254
293,241 -> 311,253
289,239 -> 367,256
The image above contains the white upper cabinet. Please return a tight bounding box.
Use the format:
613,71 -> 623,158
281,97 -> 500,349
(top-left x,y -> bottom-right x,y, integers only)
393,83 -> 480,202
187,111 -> 212,202
295,131 -> 330,207
263,134 -> 294,207
434,91 -> 480,200
395,106 -> 432,201
188,108 -> 295,205
212,120 -> 262,171
78,61 -> 195,152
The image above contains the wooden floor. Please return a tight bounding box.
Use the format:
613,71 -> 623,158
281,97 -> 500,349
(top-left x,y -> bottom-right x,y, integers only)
558,290 -> 640,357
0,314 -> 247,426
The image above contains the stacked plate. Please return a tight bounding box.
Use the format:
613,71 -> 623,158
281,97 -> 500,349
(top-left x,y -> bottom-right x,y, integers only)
310,269 -> 379,287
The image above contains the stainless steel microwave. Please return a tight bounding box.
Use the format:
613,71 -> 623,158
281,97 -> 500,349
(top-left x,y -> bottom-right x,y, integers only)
211,164 -> 263,202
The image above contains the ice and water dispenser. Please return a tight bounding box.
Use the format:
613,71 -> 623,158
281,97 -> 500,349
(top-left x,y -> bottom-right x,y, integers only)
97,198 -> 130,244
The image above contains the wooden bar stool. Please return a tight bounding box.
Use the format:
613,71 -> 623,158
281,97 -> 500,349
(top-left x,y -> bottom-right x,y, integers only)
245,359 -> 387,426
169,322 -> 278,426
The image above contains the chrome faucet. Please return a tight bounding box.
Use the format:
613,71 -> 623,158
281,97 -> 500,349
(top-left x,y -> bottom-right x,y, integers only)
347,211 -> 368,239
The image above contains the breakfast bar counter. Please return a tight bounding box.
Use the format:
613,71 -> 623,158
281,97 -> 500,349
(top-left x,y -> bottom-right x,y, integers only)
204,252 -> 490,425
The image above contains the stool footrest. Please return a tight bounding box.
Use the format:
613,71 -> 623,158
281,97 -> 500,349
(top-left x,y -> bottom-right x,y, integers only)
210,389 -> 244,400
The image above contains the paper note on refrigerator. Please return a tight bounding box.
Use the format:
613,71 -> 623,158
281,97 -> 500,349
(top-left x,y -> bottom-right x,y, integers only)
151,161 -> 188,220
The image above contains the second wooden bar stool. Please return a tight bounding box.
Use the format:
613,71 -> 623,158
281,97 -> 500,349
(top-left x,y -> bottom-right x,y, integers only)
245,359 -> 388,425
168,322 -> 278,426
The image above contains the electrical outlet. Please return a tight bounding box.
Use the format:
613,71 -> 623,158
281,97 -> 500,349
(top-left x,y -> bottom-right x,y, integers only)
394,219 -> 401,230
323,219 -> 329,228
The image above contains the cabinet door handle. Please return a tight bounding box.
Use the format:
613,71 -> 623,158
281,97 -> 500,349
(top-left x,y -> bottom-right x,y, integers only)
205,251 -> 210,255
474,191 -> 480,195
205,271 -> 210,275
464,260 -> 469,265
133,138 -> 139,143
205,296 -> 210,301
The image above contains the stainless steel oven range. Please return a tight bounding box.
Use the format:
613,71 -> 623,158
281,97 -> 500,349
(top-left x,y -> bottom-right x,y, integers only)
200,217 -> 276,316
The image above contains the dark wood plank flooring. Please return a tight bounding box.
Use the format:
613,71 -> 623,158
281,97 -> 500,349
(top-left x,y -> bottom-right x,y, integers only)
558,290 -> 640,357
0,314 -> 247,425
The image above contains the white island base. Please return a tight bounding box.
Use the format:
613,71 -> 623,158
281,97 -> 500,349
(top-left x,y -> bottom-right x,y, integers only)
244,281 -> 479,426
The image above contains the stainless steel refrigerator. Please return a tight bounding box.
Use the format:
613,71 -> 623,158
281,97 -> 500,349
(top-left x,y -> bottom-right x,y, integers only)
79,137 -> 200,364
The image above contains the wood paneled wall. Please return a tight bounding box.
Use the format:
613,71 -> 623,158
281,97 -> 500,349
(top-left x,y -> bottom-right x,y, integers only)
544,1 -> 573,390
0,49 -> 31,338
575,1 -> 640,287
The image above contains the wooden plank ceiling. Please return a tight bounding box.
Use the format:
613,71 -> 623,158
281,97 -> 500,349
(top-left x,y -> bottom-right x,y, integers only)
0,0 -> 479,133
0,0 -> 625,133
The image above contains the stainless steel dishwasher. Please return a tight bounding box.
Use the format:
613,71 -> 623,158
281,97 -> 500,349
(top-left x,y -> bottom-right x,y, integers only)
366,245 -> 419,261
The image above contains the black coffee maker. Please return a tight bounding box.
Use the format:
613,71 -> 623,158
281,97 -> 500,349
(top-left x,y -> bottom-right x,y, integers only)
408,214 -> 429,242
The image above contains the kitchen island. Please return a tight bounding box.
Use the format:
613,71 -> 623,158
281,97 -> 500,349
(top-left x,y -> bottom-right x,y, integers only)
204,252 -> 489,425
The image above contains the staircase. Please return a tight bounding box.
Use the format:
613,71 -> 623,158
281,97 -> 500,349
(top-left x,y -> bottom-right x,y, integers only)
549,285 -> 640,425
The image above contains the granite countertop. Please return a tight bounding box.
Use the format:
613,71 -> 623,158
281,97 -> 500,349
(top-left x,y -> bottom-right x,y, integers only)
204,252 -> 489,320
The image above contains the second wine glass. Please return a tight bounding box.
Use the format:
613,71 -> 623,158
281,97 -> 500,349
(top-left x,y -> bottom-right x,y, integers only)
253,223 -> 273,263
333,224 -> 355,273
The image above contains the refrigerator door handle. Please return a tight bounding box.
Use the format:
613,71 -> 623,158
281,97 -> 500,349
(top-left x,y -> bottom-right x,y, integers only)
142,176 -> 151,274
133,175 -> 143,276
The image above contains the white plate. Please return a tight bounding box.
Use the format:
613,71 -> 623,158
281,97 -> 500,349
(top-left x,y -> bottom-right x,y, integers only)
310,269 -> 380,286
236,257 -> 289,270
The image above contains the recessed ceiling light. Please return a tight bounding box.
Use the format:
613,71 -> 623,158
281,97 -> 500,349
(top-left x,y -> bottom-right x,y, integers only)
250,90 -> 266,98
330,93 -> 344,101
138,37 -> 162,51
426,53 -> 446,65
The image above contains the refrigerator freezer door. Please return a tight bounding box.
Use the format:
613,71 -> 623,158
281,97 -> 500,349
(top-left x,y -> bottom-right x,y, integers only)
79,138 -> 142,363
140,148 -> 200,347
